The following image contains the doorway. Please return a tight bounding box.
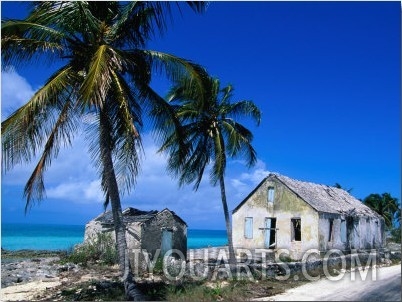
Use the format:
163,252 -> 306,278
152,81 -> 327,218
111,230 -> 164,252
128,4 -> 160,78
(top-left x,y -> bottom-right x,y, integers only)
161,229 -> 173,256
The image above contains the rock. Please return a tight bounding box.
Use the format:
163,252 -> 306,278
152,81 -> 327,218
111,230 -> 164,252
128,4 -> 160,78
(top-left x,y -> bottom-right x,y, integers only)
80,274 -> 97,282
42,276 -> 60,282
1,256 -> 67,289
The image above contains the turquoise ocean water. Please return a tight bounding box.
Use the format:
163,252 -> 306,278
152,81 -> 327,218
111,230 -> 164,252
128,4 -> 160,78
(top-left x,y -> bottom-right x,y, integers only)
1,223 -> 228,251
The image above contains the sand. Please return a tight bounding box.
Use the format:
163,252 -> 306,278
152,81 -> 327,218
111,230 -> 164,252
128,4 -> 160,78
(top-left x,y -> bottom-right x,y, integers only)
1,279 -> 61,301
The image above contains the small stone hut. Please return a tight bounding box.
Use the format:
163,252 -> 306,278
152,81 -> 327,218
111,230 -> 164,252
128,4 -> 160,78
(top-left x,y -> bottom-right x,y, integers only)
84,207 -> 187,260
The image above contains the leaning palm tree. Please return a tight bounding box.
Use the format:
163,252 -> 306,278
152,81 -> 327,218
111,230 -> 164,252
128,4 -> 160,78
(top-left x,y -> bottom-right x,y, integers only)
159,74 -> 261,266
1,2 -> 206,300
363,193 -> 399,230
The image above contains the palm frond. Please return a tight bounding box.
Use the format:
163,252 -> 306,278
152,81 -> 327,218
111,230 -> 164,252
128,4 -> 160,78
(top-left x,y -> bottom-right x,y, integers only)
144,50 -> 207,97
221,119 -> 257,167
110,70 -> 143,195
2,65 -> 77,171
185,1 -> 209,13
24,98 -> 80,212
109,2 -> 161,48
27,2 -> 100,40
226,100 -> 262,126
1,20 -> 64,66
158,73 -> 261,191
79,45 -> 115,108
179,133 -> 211,189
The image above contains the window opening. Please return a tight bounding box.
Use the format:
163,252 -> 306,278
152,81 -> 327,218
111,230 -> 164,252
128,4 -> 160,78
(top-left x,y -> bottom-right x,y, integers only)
244,217 -> 253,239
340,219 -> 347,243
328,219 -> 334,242
267,187 -> 275,203
291,218 -> 301,241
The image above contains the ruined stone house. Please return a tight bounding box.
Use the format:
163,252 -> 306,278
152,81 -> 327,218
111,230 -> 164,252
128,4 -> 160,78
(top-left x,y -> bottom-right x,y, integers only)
84,207 -> 187,260
232,173 -> 384,260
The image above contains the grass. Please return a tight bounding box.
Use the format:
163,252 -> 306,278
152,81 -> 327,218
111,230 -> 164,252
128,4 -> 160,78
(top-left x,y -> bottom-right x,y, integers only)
58,280 -> 125,301
61,232 -> 117,267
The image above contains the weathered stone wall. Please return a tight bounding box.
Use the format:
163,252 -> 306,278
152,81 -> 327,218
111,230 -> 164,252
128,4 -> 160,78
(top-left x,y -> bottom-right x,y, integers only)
125,222 -> 143,250
354,216 -> 384,250
140,210 -> 187,260
84,220 -> 105,242
83,220 -> 142,250
233,178 -> 319,260
318,213 -> 346,251
318,214 -> 385,252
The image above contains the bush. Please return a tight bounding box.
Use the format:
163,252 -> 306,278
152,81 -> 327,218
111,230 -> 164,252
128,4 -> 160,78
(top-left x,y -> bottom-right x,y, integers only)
390,227 -> 401,243
65,232 -> 118,266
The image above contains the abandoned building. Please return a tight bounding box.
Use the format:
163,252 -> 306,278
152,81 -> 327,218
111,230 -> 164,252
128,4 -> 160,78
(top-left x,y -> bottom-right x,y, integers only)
232,173 -> 385,259
84,207 -> 187,260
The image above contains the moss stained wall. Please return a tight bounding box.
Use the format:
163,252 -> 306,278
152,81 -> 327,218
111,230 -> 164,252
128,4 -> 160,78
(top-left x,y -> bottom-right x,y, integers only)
233,178 -> 319,259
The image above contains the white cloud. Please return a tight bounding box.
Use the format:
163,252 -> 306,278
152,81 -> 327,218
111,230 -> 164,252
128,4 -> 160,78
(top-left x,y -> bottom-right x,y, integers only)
238,160 -> 271,184
47,179 -> 104,203
1,67 -> 36,120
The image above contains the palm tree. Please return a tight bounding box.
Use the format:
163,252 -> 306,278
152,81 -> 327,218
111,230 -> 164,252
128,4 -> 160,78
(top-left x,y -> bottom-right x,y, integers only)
363,193 -> 399,230
158,74 -> 261,266
1,2 -> 206,300
333,183 -> 353,193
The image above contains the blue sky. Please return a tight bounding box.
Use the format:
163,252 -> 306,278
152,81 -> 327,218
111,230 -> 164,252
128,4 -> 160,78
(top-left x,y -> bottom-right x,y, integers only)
1,1 -> 400,229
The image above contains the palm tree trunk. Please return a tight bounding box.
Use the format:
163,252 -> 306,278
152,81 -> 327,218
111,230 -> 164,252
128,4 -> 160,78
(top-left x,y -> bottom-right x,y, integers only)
99,110 -> 144,301
219,175 -> 236,266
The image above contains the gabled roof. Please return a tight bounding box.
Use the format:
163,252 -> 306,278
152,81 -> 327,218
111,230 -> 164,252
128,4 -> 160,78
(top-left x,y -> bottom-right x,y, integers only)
158,208 -> 188,226
95,207 -> 187,226
233,173 -> 382,219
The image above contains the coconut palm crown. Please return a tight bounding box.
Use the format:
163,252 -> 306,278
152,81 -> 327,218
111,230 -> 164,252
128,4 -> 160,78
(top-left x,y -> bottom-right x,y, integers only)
159,74 -> 262,265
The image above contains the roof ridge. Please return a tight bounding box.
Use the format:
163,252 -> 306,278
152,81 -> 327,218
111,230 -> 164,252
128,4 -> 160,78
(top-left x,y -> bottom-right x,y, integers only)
269,173 -> 381,218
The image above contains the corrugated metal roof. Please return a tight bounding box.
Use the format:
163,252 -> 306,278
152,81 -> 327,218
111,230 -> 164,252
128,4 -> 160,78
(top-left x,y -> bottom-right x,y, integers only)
233,173 -> 382,219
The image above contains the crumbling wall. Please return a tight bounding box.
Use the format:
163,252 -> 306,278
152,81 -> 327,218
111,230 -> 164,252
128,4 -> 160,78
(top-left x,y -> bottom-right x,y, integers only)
84,220 -> 106,243
125,222 -> 142,250
317,213 -> 385,252
140,210 -> 187,260
232,178 -> 275,249
84,219 -> 142,250
318,213 -> 346,251
232,178 -> 319,260
274,180 -> 319,260
353,217 -> 384,250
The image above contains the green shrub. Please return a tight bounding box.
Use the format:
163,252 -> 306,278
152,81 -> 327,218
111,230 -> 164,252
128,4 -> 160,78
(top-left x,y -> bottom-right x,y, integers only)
390,227 -> 401,243
153,257 -> 164,274
278,254 -> 293,263
64,232 -> 118,266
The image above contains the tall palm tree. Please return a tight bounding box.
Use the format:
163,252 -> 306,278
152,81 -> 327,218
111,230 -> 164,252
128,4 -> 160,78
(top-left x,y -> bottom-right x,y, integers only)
1,2 -> 206,300
159,74 -> 261,266
363,193 -> 399,230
